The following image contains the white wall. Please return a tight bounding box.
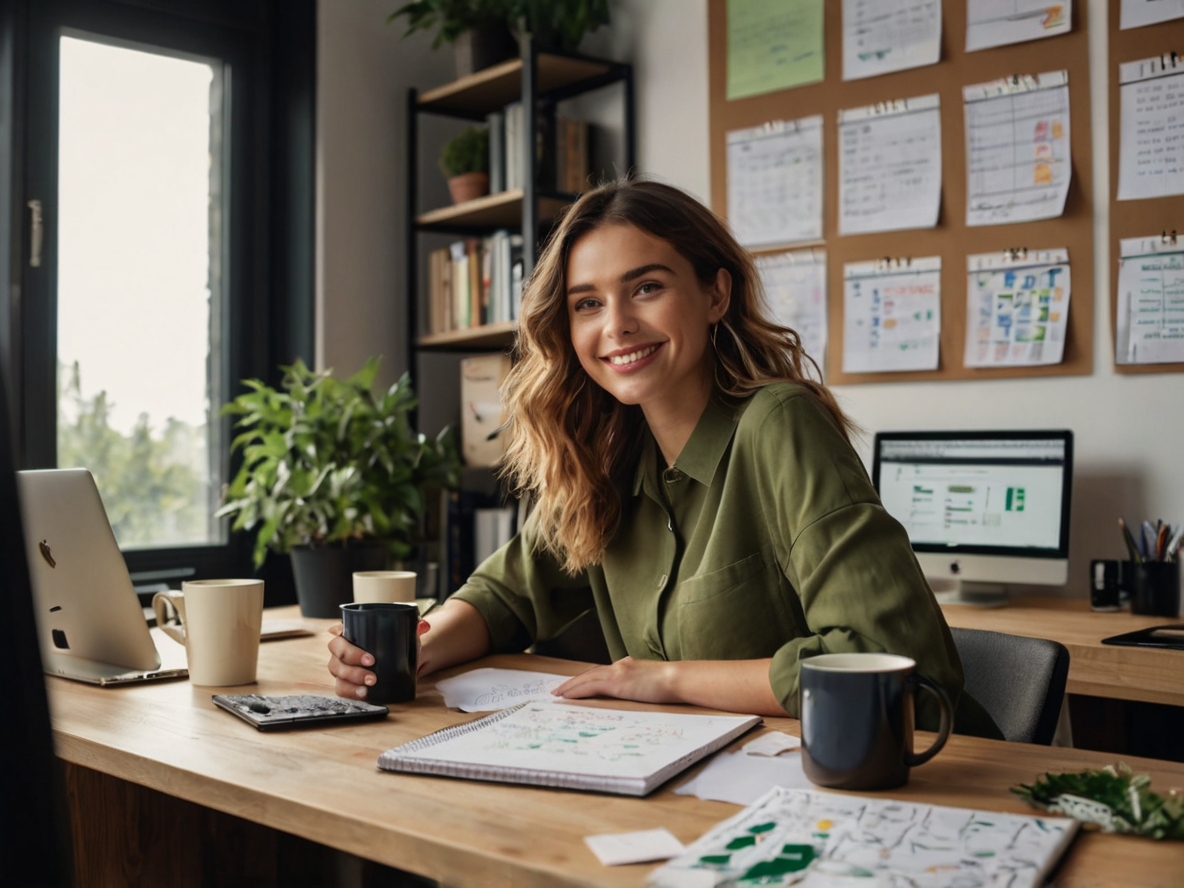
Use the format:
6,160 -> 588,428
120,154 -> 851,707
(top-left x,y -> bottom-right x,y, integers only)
318,0 -> 1184,598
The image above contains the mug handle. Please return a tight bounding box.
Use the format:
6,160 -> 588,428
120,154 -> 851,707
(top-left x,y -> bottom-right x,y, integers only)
152,590 -> 187,647
905,673 -> 953,767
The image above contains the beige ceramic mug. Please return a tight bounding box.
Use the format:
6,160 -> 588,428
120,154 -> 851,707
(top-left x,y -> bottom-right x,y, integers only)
152,579 -> 265,686
353,570 -> 417,604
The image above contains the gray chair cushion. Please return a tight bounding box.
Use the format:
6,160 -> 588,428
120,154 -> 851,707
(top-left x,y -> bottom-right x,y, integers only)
951,627 -> 1070,745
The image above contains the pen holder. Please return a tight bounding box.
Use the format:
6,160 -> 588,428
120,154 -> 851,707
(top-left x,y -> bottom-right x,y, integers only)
1130,561 -> 1181,617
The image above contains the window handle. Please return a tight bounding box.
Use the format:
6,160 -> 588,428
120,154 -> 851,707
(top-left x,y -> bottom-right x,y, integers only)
27,199 -> 42,267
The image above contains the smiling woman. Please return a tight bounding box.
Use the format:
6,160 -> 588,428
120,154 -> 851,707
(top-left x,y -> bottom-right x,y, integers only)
327,177 -> 1001,740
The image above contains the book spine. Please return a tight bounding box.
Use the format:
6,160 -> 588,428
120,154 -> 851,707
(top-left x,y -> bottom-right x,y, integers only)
486,111 -> 505,193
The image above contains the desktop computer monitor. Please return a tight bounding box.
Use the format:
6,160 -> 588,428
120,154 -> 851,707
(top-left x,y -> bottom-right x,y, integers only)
872,430 -> 1073,606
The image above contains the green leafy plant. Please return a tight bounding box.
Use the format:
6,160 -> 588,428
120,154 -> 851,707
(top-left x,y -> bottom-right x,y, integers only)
387,0 -> 510,48
1013,763 -> 1184,840
513,0 -> 610,52
439,126 -> 489,178
217,357 -> 461,568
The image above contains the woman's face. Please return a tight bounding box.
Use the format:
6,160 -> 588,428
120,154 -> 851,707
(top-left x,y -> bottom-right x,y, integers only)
565,223 -> 730,418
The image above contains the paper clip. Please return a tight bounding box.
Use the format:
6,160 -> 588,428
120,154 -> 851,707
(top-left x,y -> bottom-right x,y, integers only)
1004,247 -> 1029,262
1162,230 -> 1178,245
877,256 -> 911,271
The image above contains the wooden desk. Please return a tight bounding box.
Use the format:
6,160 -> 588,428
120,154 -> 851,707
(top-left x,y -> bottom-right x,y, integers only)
941,596 -> 1184,707
49,608 -> 1184,887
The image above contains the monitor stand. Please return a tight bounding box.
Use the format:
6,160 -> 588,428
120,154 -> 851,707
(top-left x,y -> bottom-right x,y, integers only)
929,579 -> 1009,608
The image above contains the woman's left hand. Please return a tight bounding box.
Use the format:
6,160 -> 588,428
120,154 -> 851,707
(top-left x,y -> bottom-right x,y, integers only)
552,656 -> 679,705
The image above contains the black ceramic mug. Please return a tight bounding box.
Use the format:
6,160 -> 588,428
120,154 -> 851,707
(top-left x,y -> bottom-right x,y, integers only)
799,653 -> 952,791
340,602 -> 418,704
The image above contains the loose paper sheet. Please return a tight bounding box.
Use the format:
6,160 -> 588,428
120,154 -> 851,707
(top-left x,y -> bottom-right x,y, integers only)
842,257 -> 941,374
727,0 -> 824,100
435,667 -> 566,712
584,829 -> 685,866
1116,236 -> 1184,364
740,731 -> 801,756
674,750 -> 814,806
650,786 -> 1079,888
966,1 -> 1071,52
755,248 -> 828,371
839,94 -> 942,235
1122,0 -> 1184,29
727,117 -> 824,248
964,249 -> 1070,367
964,71 -> 1071,226
842,0 -> 941,81
1118,57 -> 1184,201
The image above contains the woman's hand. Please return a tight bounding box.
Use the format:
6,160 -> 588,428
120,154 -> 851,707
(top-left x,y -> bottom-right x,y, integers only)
552,656 -> 679,705
327,621 -> 430,699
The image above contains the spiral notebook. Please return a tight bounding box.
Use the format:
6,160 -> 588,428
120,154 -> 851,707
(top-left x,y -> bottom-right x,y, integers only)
377,700 -> 761,796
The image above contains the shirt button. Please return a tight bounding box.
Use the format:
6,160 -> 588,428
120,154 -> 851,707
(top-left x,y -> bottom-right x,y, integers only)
662,468 -> 683,483
658,573 -> 668,588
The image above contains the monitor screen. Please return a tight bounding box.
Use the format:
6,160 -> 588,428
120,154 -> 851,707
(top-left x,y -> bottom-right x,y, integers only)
872,430 -> 1073,590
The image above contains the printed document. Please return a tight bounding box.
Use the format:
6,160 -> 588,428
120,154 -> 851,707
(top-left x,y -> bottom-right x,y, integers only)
1121,0 -> 1184,29
1118,57 -> 1184,201
964,71 -> 1071,226
842,257 -> 941,374
435,667 -> 566,712
965,249 -> 1070,367
839,94 -> 941,235
755,248 -> 828,372
727,117 -> 823,248
842,0 -> 941,81
1116,236 -> 1184,364
966,1 -> 1071,52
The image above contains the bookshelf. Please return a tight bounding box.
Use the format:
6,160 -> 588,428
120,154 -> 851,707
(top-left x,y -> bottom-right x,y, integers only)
405,40 -> 634,596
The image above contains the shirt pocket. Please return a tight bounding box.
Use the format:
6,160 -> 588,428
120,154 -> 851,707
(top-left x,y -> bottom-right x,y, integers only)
674,552 -> 797,660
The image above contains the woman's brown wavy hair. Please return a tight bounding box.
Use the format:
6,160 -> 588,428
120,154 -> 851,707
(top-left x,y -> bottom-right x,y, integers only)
500,177 -> 852,574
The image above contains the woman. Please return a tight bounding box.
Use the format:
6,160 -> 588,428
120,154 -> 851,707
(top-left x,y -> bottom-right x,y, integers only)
329,178 -> 998,735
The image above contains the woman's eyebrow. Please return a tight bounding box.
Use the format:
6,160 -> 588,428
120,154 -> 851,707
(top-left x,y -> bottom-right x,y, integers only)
566,263 -> 675,297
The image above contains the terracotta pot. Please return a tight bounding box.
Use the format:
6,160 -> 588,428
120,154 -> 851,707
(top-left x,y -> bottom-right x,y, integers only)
448,172 -> 490,205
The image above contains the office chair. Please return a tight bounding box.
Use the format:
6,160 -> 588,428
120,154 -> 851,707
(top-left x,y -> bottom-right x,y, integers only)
0,369 -> 74,886
951,626 -> 1070,745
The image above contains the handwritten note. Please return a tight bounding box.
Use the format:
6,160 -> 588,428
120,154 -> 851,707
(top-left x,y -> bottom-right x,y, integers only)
1118,57 -> 1184,201
1116,236 -> 1184,364
755,248 -> 828,371
435,667 -> 566,712
842,257 -> 941,374
727,117 -> 823,248
839,94 -> 941,235
727,0 -> 824,100
842,0 -> 941,81
966,1 -> 1070,52
964,249 -> 1071,367
1121,0 -> 1184,29
964,71 -> 1071,226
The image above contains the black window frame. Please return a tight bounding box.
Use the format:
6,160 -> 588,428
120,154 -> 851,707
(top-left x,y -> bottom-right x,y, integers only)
1,0 -> 314,594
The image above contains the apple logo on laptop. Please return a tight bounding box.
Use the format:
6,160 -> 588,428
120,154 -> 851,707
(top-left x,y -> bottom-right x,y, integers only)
39,539 -> 56,568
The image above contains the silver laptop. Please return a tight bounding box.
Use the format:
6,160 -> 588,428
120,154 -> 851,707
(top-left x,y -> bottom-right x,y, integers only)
16,468 -> 188,685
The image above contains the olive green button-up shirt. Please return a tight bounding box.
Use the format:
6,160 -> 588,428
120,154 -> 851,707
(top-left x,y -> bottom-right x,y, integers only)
453,383 -> 999,737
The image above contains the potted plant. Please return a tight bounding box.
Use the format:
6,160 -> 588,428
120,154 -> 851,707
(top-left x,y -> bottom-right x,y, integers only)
511,0 -> 611,53
217,357 -> 461,617
387,0 -> 518,77
440,125 -> 490,204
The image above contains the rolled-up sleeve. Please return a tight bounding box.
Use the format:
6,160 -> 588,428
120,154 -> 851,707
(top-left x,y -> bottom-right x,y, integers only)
753,391 -> 964,728
450,513 -> 596,654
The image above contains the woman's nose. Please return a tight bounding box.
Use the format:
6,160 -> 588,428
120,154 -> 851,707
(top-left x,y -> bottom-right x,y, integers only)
606,299 -> 638,336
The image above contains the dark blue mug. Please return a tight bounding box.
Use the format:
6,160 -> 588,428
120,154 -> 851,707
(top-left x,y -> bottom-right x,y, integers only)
800,653 -> 952,791
340,602 -> 418,704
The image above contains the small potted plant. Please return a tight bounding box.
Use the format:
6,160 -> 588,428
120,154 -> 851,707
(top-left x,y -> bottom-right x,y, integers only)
512,0 -> 611,52
440,125 -> 490,204
388,0 -> 518,77
217,357 -> 461,617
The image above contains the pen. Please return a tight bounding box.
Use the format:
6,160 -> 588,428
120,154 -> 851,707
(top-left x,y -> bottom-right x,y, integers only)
1168,525 -> 1184,562
1119,517 -> 1142,563
1141,520 -> 1156,560
1156,523 -> 1170,562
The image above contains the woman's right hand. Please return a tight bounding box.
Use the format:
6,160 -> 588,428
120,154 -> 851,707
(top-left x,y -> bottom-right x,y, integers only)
327,620 -> 433,699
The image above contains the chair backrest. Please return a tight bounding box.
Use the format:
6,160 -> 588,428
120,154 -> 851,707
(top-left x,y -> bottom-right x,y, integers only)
950,626 -> 1070,745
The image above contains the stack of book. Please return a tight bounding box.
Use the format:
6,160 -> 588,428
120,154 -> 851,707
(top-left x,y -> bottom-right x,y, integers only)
427,233 -> 525,334
487,104 -> 591,195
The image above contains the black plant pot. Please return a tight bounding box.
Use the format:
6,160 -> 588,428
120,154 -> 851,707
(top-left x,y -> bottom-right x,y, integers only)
453,25 -> 518,78
290,543 -> 390,619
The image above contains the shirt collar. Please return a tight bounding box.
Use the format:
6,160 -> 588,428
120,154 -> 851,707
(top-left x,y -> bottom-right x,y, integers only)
631,395 -> 740,496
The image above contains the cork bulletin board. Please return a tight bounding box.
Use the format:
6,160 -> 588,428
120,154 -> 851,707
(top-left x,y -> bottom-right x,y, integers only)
1108,5 -> 1184,375
707,0 -> 1095,384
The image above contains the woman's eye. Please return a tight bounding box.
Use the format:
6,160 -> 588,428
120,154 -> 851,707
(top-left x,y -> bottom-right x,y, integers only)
573,297 -> 600,311
636,281 -> 660,295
